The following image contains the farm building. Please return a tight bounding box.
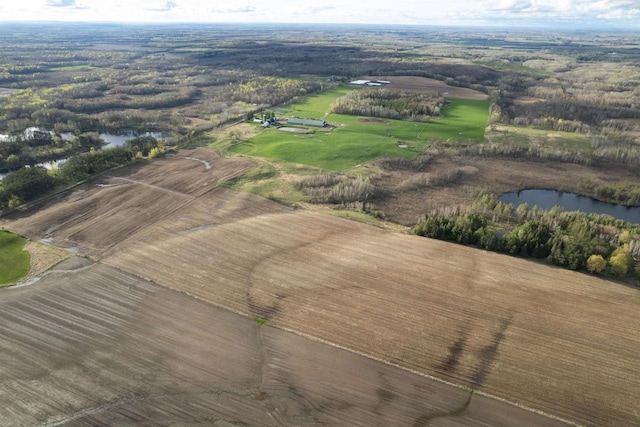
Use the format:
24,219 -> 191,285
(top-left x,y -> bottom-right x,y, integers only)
350,79 -> 390,86
286,118 -> 326,127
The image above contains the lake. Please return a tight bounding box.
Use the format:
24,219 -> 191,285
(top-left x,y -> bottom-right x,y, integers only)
500,189 -> 640,225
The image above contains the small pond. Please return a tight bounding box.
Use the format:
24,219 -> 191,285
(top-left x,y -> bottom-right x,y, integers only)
0,131 -> 167,181
499,189 -> 640,225
62,131 -> 166,147
99,132 -> 167,148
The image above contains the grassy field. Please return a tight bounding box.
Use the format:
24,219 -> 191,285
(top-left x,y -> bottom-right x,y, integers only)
230,87 -> 490,171
0,230 -> 30,285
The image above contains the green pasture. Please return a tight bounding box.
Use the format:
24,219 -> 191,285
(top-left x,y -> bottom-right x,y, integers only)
0,231 -> 30,285
232,86 -> 489,171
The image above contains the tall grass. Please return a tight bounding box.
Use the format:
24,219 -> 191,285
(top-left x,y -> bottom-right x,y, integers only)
398,167 -> 468,191
296,174 -> 379,204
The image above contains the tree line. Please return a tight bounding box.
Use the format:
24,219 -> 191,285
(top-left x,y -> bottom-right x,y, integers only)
414,191 -> 640,281
331,88 -> 445,122
0,132 -> 103,172
0,136 -> 161,211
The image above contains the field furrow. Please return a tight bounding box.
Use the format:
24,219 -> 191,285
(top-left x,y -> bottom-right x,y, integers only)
4,149 -> 639,426
0,262 -> 564,426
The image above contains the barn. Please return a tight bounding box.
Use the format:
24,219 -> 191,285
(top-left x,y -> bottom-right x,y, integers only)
286,118 -> 326,127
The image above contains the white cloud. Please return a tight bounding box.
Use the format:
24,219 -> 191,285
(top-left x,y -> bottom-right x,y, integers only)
0,0 -> 637,26
147,1 -> 178,12
210,6 -> 256,14
47,0 -> 80,7
474,0 -> 640,21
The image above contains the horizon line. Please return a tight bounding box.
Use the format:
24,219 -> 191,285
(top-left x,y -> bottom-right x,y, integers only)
0,20 -> 637,31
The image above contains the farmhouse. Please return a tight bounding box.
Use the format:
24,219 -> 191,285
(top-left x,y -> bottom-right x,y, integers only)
286,118 -> 326,127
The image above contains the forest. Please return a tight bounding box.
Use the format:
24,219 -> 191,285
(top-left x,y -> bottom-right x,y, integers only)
330,88 -> 445,121
0,136 -> 160,209
414,191 -> 640,279
0,23 -> 639,281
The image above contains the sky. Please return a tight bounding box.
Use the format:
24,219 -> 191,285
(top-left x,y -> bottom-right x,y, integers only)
0,0 -> 639,28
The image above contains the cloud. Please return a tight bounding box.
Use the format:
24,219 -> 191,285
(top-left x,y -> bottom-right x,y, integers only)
46,0 -> 86,9
475,0 -> 640,20
210,6 -> 256,14
4,0 -> 639,26
147,1 -> 178,12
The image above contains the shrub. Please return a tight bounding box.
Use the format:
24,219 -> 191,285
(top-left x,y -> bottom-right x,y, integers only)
608,245 -> 633,277
586,254 -> 607,274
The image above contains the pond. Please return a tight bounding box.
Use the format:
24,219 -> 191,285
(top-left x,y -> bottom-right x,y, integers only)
99,131 -> 166,148
0,131 -> 167,181
61,131 -> 166,147
499,189 -> 640,225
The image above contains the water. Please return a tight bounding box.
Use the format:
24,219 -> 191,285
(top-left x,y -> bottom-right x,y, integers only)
61,131 -> 166,147
499,189 -> 640,225
37,158 -> 68,170
0,130 -> 166,181
99,132 -> 166,148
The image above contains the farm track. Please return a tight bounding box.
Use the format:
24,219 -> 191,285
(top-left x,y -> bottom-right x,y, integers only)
4,147 -> 640,426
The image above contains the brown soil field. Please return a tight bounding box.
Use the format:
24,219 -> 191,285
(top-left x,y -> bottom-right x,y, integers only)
5,149 -> 640,426
362,75 -> 489,100
372,155 -> 640,225
5,148 -> 259,258
0,260 -> 565,426
20,241 -> 71,281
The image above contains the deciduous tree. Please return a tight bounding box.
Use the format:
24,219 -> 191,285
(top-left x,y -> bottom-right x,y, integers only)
586,254 -> 607,274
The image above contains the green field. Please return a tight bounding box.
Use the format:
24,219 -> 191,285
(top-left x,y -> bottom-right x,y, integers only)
231,87 -> 489,171
0,231 -> 30,285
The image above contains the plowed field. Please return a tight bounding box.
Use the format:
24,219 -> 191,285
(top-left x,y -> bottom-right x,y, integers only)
5,148 -> 640,426
6,148 -> 259,258
363,75 -> 489,100
0,260 -> 565,426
